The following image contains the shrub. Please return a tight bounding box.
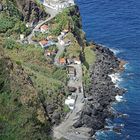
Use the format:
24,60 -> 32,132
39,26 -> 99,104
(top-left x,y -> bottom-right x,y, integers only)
3,38 -> 17,49
0,13 -> 16,33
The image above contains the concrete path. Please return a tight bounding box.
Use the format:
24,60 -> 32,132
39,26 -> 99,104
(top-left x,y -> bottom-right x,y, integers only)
53,64 -> 89,140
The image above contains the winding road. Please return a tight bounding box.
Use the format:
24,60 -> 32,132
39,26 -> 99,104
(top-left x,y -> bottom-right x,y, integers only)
27,5 -> 58,44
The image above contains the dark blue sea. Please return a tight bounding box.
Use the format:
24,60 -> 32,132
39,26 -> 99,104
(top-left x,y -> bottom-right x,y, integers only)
76,0 -> 140,140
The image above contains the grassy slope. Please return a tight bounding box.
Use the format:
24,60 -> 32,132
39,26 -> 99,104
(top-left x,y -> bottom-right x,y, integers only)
0,1 -> 68,139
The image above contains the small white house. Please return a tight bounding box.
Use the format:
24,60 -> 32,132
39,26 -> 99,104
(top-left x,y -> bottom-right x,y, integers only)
39,40 -> 48,48
74,58 -> 81,65
65,96 -> 75,110
40,25 -> 49,33
44,0 -> 75,10
59,40 -> 65,45
20,34 -> 25,40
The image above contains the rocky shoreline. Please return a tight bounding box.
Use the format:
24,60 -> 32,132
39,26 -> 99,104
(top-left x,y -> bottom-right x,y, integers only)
74,44 -> 126,138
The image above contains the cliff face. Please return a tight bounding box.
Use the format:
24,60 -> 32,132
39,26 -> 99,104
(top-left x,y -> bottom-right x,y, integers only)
15,0 -> 48,22
1,0 -> 48,23
69,5 -> 86,47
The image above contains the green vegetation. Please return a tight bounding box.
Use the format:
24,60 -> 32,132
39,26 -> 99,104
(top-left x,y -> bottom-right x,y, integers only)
50,8 -> 70,36
0,12 -> 31,38
6,0 -> 22,18
32,32 -> 48,41
63,105 -> 70,113
0,42 -> 68,139
0,1 -> 68,140
50,5 -> 83,39
83,46 -> 96,92
0,13 -> 16,33
84,47 -> 96,69
3,38 -> 17,49
82,65 -> 91,91
64,33 -> 81,58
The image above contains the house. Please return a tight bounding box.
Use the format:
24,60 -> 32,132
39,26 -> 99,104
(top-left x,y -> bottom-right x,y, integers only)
47,35 -> 53,40
44,50 -> 56,57
26,22 -> 32,28
61,29 -> 69,36
20,34 -> 25,40
59,58 -> 66,65
39,40 -> 48,48
59,40 -> 65,45
40,25 -> 49,33
65,93 -> 77,110
65,96 -> 75,110
74,58 -> 81,65
44,50 -> 51,56
67,66 -> 76,77
39,40 -> 55,48
46,40 -> 56,47
58,34 -> 64,42
66,58 -> 74,64
44,0 -> 75,10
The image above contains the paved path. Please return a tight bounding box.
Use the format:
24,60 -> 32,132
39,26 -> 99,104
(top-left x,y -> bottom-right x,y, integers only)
53,64 -> 89,140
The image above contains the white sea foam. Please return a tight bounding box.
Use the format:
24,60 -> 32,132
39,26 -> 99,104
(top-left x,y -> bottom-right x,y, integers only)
124,62 -> 129,69
115,95 -> 123,102
109,48 -> 121,55
109,73 -> 122,85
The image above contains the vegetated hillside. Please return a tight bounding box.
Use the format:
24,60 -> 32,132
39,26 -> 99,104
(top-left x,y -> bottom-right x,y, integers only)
1,0 -> 48,23
0,44 -> 69,139
0,1 -> 68,139
0,0 -> 97,139
0,47 -> 50,140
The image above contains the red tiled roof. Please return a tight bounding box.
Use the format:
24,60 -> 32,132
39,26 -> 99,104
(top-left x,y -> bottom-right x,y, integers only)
59,58 -> 66,64
39,40 -> 48,45
40,25 -> 49,30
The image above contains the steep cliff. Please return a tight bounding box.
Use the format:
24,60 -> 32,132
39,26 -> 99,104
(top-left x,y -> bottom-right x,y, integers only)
1,0 -> 48,23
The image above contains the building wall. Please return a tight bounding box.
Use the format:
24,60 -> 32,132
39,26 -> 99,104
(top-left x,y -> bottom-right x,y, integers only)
44,0 -> 75,10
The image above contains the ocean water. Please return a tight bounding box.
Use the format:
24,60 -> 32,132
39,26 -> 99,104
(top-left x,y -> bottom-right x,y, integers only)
76,0 -> 140,140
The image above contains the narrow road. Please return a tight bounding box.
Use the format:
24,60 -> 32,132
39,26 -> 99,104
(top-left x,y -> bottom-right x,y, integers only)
53,64 -> 89,140
27,4 -> 59,44
54,42 -> 65,66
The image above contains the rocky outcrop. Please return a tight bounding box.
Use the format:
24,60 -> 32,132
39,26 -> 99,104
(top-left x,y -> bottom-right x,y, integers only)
4,0 -> 48,23
74,44 -> 126,136
15,0 -> 48,22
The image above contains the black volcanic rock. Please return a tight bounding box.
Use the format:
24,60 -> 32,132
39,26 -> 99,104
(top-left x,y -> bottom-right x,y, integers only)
73,45 -> 126,136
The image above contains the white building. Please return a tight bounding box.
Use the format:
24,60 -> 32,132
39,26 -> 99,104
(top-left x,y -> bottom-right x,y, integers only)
65,96 -> 75,110
44,0 -> 75,10
40,24 -> 49,33
20,34 -> 25,40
